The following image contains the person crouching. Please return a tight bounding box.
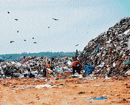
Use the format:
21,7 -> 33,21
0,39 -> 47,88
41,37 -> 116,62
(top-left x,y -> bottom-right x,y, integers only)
72,60 -> 82,74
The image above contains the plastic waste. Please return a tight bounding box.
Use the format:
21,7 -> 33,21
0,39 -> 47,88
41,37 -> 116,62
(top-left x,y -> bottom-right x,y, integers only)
89,101 -> 92,103
77,92 -> 85,94
93,97 -> 107,100
85,97 -> 92,100
35,84 -> 52,89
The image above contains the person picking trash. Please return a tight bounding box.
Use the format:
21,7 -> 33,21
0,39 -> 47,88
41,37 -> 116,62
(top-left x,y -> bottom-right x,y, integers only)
42,60 -> 47,77
49,58 -> 56,75
72,60 -> 82,74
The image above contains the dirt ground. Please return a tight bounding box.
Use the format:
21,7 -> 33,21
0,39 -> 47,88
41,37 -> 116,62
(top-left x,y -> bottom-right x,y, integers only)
0,76 -> 130,105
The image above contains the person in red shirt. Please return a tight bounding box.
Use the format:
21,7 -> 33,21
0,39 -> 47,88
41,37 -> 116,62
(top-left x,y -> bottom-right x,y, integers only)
72,60 -> 82,74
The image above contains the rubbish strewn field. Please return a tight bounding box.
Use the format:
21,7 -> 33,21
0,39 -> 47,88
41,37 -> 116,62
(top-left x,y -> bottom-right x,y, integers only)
0,76 -> 130,105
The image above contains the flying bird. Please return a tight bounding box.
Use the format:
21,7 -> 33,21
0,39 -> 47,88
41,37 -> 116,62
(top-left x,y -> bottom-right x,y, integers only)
76,44 -> 79,46
24,39 -> 26,41
17,31 -> 19,33
32,37 -> 34,39
15,19 -> 18,21
34,42 -> 37,44
10,41 -> 14,43
48,26 -> 50,28
7,11 -> 10,14
52,18 -> 59,21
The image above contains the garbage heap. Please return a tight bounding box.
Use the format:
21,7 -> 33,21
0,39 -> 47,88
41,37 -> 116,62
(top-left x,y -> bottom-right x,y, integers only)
78,17 -> 130,77
0,56 -> 73,79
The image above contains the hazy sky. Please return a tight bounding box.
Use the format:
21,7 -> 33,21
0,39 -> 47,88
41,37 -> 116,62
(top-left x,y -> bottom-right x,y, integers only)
1,0 -> 130,54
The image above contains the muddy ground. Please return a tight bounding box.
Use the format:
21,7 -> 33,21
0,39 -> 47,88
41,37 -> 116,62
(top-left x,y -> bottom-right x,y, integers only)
0,76 -> 130,105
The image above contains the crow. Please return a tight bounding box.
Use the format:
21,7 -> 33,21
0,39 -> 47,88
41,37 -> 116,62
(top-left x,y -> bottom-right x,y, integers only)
52,18 -> 59,21
10,41 -> 14,43
15,19 -> 18,21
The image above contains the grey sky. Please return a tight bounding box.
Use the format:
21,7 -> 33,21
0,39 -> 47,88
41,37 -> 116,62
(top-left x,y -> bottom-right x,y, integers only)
1,0 -> 130,54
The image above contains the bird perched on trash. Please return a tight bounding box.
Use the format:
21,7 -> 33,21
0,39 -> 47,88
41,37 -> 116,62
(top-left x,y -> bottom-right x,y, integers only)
76,44 -> 79,46
24,39 -> 26,41
7,11 -> 10,14
34,42 -> 37,44
52,18 -> 59,21
15,19 -> 18,21
10,41 -> 14,43
32,37 -> 34,39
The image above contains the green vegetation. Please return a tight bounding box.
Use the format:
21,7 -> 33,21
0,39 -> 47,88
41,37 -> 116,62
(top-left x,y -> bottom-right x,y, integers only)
0,52 -> 75,61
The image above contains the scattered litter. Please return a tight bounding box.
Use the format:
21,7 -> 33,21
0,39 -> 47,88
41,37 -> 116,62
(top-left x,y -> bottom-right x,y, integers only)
105,75 -> 110,80
77,92 -> 85,94
55,78 -> 60,80
89,101 -> 92,103
94,85 -> 100,87
12,86 -> 16,88
85,97 -> 92,100
20,87 -> 25,90
27,87 -> 35,89
35,84 -> 52,89
93,97 -> 107,100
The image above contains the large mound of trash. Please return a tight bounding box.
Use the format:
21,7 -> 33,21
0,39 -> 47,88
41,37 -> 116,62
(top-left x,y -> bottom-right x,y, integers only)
78,17 -> 130,77
0,56 -> 73,79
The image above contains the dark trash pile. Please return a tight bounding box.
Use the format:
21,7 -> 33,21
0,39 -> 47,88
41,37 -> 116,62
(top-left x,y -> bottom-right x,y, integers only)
0,56 -> 73,79
78,17 -> 130,77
